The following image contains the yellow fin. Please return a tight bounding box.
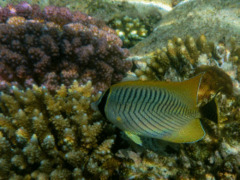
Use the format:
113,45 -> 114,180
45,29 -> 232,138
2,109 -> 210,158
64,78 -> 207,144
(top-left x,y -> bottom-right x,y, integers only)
125,131 -> 142,146
162,118 -> 205,143
165,73 -> 204,107
113,73 -> 204,108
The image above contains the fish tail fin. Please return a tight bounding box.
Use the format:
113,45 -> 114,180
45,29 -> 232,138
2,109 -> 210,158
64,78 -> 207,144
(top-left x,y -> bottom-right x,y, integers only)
200,97 -> 219,124
200,87 -> 221,124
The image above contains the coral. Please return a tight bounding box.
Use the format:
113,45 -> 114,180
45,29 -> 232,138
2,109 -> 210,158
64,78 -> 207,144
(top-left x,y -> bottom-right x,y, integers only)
114,116 -> 240,179
119,35 -> 240,178
106,5 -> 161,48
1,2 -> 240,178
108,15 -> 149,48
132,35 -> 240,95
0,81 -> 121,179
134,48 -> 171,81
0,2 -> 132,93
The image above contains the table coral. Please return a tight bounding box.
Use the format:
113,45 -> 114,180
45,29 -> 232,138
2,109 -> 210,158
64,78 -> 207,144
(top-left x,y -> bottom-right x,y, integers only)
0,81 -> 121,179
0,2 -> 132,93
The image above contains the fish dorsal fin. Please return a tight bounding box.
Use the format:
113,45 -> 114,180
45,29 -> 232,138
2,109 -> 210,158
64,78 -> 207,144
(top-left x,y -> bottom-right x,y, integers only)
165,73 -> 204,107
113,73 -> 204,108
162,118 -> 205,143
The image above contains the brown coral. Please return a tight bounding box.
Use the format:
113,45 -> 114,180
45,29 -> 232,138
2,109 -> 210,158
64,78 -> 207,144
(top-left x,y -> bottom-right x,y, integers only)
132,35 -> 239,98
0,81 -> 122,179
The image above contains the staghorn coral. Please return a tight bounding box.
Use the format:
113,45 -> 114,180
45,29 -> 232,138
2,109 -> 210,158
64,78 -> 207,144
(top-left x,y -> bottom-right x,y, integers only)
0,81 -> 122,179
0,2 -> 132,93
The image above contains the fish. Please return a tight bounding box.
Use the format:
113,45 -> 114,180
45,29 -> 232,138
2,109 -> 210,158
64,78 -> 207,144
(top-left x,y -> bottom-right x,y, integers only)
91,73 -> 218,145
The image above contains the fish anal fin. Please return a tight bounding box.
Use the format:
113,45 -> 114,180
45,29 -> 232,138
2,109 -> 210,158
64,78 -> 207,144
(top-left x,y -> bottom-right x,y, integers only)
125,131 -> 142,146
162,119 -> 205,143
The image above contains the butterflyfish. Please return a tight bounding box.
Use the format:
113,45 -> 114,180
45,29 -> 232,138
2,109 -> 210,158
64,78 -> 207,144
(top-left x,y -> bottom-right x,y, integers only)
91,73 -> 218,145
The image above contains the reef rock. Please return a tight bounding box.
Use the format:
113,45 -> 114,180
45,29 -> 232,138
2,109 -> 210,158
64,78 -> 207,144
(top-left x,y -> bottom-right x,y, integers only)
131,0 -> 240,55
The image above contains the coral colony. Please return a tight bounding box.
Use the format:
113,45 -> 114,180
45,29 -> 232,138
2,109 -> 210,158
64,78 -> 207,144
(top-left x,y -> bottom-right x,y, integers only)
109,16 -> 149,48
0,1 -> 132,93
0,1 -> 240,179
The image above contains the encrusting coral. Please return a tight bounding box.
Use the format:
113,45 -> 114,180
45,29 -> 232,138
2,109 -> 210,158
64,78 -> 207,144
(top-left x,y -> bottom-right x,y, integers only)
0,81 -> 122,179
0,2 -> 132,93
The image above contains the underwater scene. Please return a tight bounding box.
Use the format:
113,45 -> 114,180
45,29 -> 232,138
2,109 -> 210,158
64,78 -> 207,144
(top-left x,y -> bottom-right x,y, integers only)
0,0 -> 239,179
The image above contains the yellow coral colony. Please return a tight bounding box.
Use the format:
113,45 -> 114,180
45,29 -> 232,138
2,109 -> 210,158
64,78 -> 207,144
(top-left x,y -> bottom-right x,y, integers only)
0,81 -> 119,179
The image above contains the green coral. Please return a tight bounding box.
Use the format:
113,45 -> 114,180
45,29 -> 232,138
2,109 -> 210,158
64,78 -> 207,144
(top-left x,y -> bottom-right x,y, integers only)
109,16 -> 149,48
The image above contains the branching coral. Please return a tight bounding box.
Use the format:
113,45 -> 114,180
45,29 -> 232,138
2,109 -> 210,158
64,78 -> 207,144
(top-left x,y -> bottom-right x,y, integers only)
0,81 -> 122,179
0,2 -> 132,93
112,35 -> 240,179
132,35 -> 239,96
131,34 -> 240,125
133,35 -> 234,77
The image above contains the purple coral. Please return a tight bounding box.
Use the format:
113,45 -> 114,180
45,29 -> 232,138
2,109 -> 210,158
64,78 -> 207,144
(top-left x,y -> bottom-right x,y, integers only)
0,2 -> 131,92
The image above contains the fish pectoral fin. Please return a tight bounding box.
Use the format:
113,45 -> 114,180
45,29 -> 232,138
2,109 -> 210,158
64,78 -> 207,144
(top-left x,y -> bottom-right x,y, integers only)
162,118 -> 205,143
124,131 -> 143,146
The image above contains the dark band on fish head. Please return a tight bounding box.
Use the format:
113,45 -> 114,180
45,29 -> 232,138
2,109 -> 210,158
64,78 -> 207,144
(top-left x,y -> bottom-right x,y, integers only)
98,88 -> 110,118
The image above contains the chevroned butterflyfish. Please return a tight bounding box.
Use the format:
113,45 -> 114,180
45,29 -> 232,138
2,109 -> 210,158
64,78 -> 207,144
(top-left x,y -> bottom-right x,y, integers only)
91,73 -> 218,145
